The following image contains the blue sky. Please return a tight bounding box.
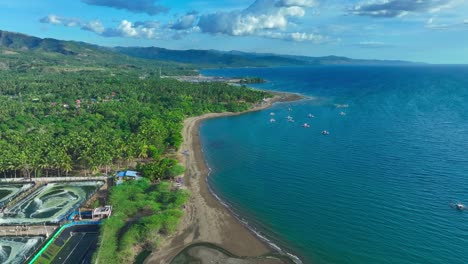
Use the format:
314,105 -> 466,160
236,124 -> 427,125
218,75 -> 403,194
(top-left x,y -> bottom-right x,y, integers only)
1,0 -> 467,63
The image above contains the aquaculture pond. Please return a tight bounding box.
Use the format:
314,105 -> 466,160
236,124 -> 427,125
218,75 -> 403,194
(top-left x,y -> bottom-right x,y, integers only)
0,183 -> 34,207
0,236 -> 44,264
0,181 -> 104,225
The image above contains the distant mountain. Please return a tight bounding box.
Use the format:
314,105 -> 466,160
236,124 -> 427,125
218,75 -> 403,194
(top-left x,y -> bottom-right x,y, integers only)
113,46 -> 308,67
115,47 -> 418,67
0,30 -> 101,55
0,29 -> 418,73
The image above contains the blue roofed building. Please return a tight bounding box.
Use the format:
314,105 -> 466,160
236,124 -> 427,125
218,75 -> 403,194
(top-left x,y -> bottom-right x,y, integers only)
116,170 -> 142,185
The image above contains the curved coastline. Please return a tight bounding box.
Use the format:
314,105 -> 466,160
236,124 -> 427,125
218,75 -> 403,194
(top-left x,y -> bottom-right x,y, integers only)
144,92 -> 302,264
204,170 -> 303,264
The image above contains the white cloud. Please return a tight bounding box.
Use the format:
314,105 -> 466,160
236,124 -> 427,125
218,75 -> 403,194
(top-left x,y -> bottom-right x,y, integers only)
259,31 -> 328,42
356,41 -> 392,48
40,15 -> 80,27
40,15 -> 161,39
197,0 -> 324,42
349,0 -> 456,18
279,0 -> 317,7
424,16 -> 468,29
102,20 -> 160,38
39,0 -> 327,42
170,12 -> 198,30
43,15 -> 61,25
82,20 -> 105,34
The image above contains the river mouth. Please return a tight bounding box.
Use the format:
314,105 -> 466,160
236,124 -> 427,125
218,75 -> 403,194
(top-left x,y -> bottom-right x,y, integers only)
170,243 -> 296,264
0,181 -> 104,225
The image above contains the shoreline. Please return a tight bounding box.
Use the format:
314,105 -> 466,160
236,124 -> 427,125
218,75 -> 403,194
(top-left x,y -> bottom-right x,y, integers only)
144,92 -> 302,264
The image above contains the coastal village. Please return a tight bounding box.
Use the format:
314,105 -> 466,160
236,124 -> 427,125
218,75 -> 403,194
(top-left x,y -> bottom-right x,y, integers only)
0,84 -> 302,264
2,0 -> 468,262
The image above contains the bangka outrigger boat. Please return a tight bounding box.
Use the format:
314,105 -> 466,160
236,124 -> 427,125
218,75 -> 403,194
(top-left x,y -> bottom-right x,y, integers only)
451,202 -> 465,210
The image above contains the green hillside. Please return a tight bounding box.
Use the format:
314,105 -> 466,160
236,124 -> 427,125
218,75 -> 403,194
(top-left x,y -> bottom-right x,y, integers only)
114,46 -> 308,67
0,30 -> 195,76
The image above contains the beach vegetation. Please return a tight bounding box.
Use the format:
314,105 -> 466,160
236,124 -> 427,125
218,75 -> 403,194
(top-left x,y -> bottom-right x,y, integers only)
238,77 -> 266,84
93,179 -> 189,262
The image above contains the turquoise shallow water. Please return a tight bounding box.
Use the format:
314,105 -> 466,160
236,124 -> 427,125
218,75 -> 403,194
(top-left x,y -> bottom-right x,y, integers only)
200,66 -> 468,264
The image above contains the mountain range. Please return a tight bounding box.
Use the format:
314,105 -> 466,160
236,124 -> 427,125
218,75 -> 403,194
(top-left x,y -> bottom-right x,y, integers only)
0,29 -> 417,71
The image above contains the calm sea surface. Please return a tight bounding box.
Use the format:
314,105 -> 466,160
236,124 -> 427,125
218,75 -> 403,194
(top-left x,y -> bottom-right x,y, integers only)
200,66 -> 468,264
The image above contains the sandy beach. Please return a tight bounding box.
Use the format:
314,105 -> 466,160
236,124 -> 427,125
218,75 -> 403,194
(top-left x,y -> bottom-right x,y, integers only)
145,93 -> 302,264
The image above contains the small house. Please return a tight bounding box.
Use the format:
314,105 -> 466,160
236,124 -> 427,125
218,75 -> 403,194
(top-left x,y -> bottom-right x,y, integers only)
116,170 -> 142,185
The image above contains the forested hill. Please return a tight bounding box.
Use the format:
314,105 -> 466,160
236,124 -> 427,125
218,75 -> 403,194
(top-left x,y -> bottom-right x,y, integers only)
0,30 -> 195,75
115,47 -> 418,67
114,46 -> 308,67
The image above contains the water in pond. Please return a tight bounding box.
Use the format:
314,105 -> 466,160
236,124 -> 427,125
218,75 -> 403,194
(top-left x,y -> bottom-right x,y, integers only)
1,181 -> 103,224
0,184 -> 34,207
0,236 -> 44,264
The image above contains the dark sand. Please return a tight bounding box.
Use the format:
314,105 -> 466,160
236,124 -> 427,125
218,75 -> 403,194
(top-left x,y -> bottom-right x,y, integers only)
145,93 -> 302,264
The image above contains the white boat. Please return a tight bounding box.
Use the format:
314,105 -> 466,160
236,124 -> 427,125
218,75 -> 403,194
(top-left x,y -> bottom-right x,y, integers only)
340,112 -> 346,116
270,112 -> 275,116
288,107 -> 292,112
335,104 -> 349,108
455,203 -> 465,210
270,118 -> 276,122
308,114 -> 314,118
302,123 -> 310,128
321,130 -> 330,135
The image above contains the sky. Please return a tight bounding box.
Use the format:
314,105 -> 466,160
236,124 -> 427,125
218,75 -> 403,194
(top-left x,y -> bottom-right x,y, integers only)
1,0 -> 467,64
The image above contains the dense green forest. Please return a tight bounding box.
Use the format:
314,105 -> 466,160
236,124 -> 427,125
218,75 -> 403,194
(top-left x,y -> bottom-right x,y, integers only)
0,31 -> 271,178
0,69 -> 269,178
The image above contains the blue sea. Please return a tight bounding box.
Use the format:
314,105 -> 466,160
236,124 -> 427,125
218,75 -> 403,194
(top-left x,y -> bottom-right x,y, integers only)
200,66 -> 468,264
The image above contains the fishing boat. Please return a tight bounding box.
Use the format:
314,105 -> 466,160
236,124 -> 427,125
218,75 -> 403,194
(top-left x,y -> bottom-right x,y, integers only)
454,203 -> 465,210
321,130 -> 330,135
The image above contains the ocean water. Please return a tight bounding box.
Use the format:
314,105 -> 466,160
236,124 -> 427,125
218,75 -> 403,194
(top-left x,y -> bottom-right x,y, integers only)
200,66 -> 468,264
